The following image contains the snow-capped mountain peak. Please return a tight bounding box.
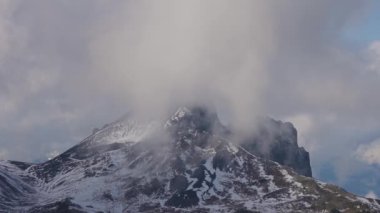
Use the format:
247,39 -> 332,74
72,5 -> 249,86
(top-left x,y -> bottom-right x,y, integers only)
0,106 -> 379,212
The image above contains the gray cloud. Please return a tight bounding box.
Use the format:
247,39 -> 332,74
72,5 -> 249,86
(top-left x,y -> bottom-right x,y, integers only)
88,0 -> 275,133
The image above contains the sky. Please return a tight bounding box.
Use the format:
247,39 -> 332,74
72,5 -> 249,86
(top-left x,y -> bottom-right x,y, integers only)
0,0 -> 380,198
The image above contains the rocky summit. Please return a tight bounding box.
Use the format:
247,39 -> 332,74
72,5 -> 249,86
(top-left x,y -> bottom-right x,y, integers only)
240,118 -> 312,177
0,107 -> 379,212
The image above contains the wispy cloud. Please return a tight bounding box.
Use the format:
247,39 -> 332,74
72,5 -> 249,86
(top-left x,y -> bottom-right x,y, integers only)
356,138 -> 380,165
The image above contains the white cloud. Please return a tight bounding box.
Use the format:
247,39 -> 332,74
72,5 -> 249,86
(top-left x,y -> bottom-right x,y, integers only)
365,191 -> 378,199
47,150 -> 60,160
368,40 -> 380,73
285,114 -> 316,151
356,138 -> 380,165
89,0 -> 274,132
0,149 -> 8,160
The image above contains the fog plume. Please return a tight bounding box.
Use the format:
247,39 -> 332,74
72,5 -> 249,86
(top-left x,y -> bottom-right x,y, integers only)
89,0 -> 277,132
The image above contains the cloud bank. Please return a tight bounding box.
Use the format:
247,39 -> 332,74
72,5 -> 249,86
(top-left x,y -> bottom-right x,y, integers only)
88,0 -> 276,132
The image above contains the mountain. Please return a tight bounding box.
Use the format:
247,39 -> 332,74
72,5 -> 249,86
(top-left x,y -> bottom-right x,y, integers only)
240,118 -> 312,177
0,106 -> 379,212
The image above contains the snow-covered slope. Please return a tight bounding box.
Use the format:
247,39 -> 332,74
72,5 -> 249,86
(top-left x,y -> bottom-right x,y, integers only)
1,107 -> 379,212
0,161 -> 39,211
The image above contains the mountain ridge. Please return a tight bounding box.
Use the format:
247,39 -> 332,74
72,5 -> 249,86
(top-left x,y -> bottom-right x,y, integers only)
0,106 -> 379,212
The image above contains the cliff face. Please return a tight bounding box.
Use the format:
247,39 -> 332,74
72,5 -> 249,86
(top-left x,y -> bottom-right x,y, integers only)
241,118 -> 312,177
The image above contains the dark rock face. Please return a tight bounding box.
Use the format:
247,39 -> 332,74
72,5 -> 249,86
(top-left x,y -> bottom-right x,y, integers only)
168,106 -> 312,177
241,118 -> 312,177
28,198 -> 85,213
165,190 -> 199,208
169,175 -> 188,192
